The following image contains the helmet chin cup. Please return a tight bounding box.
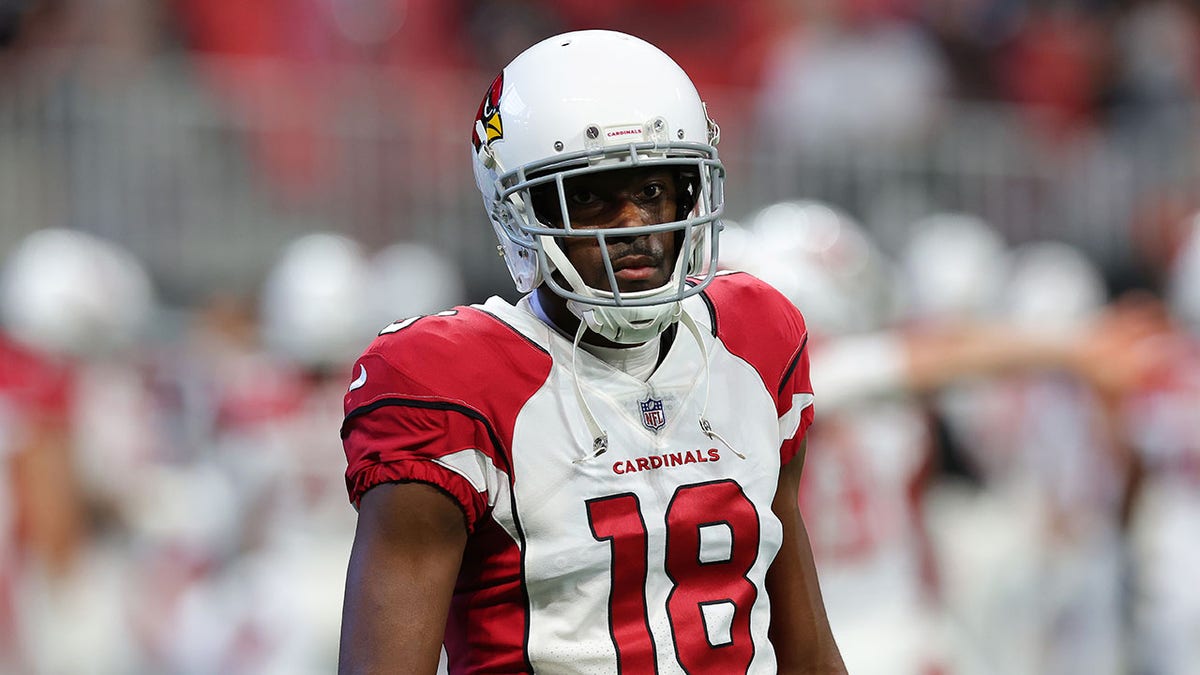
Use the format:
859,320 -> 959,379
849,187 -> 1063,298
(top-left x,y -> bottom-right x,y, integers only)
545,234 -> 688,344
568,293 -> 683,344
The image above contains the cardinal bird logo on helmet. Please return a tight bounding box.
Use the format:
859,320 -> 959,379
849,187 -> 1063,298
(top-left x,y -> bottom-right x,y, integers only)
472,72 -> 504,151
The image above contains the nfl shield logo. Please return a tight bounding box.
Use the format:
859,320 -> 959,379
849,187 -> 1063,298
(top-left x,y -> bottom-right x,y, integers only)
639,397 -> 666,432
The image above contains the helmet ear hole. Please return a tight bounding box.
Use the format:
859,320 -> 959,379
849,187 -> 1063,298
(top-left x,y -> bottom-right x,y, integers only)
528,184 -> 562,226
674,169 -> 699,219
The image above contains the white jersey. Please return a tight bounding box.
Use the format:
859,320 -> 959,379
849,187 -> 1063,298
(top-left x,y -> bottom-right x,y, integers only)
1123,339 -> 1200,675
341,273 -> 815,674
799,335 -> 945,675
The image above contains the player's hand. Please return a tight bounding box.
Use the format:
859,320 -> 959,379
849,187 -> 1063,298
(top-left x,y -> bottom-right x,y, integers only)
1070,292 -> 1177,398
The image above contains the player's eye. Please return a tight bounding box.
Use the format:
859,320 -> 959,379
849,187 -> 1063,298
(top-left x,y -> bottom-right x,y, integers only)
568,190 -> 600,206
640,183 -> 665,201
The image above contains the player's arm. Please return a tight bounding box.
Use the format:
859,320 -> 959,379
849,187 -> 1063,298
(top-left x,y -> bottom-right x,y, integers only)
339,481 -> 468,675
766,439 -> 848,675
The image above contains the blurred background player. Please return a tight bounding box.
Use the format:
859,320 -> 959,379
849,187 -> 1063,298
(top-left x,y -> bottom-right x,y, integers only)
990,240 -> 1132,675
893,211 -> 1039,675
1121,213 -> 1200,675
0,227 -> 157,673
728,201 -> 1169,675
169,231 -> 375,673
894,214 -> 1158,675
729,199 -> 949,675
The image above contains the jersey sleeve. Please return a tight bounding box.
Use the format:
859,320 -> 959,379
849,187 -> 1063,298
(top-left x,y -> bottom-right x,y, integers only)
777,335 -> 815,465
340,308 -> 551,533
702,272 -> 815,466
0,336 -> 72,424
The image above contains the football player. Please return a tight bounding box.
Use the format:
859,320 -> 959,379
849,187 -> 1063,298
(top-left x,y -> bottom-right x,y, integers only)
0,228 -> 157,672
736,207 -> 1165,675
733,200 -> 951,675
338,30 -> 847,674
1123,214 -> 1200,675
192,232 -> 374,672
130,232 -> 375,673
994,240 -> 1130,675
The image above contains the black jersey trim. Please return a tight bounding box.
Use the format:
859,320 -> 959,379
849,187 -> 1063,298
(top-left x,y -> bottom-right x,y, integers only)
472,305 -> 551,357
341,398 -> 507,470
777,334 -> 809,399
692,285 -> 718,337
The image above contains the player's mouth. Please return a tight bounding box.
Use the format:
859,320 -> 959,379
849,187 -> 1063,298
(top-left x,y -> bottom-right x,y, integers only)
615,266 -> 658,281
612,255 -> 665,285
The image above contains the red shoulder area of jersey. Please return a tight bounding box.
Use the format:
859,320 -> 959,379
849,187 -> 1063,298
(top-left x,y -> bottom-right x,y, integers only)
701,271 -> 811,399
340,306 -> 553,521
343,307 -> 552,418
701,272 -> 815,464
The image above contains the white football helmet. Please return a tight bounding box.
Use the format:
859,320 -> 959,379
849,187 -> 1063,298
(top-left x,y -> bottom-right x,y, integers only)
741,200 -> 897,336
1166,214 -> 1200,333
367,241 -> 467,327
259,233 -> 370,370
713,218 -> 751,272
1004,240 -> 1108,335
471,30 -> 725,344
0,228 -> 155,359
900,212 -> 1009,321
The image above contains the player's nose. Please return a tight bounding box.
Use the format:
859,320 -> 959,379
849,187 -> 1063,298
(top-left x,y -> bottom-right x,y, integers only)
612,198 -> 652,231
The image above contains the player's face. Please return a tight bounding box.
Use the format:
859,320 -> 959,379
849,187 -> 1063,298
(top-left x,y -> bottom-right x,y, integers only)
539,167 -> 682,294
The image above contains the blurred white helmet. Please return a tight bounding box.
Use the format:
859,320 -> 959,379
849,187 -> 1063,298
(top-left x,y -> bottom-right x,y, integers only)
741,200 -> 897,336
1004,241 -> 1108,335
471,29 -> 725,344
0,228 -> 155,359
259,233 -> 370,370
367,241 -> 467,327
900,212 -> 1009,321
1166,215 -> 1200,333
712,218 -> 751,272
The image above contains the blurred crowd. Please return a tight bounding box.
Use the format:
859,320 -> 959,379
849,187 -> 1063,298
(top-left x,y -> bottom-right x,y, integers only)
1,0 -> 1197,296
0,228 -> 466,673
0,1 -> 1199,674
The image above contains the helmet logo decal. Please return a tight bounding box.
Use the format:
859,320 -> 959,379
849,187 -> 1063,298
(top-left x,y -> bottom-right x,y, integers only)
472,72 -> 504,151
605,125 -> 644,141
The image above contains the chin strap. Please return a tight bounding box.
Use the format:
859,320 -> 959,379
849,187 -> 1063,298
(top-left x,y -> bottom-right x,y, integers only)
570,319 -> 609,464
677,310 -> 745,460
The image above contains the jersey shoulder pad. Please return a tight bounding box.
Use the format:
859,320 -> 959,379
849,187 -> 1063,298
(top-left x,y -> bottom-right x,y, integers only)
702,272 -> 814,460
703,271 -> 808,348
344,307 -> 552,415
701,271 -> 810,393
